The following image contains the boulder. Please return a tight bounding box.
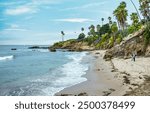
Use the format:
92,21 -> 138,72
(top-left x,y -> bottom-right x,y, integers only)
50,48 -> 56,52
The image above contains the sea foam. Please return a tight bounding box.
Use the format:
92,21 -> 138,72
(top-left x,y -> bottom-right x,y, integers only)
51,52 -> 88,93
0,55 -> 14,61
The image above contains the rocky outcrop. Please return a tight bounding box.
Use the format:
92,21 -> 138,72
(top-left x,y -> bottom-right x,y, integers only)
49,40 -> 94,52
28,46 -> 49,49
11,48 -> 17,50
104,27 -> 149,59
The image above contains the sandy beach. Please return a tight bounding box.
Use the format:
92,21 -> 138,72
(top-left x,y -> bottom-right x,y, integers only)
55,50 -> 150,96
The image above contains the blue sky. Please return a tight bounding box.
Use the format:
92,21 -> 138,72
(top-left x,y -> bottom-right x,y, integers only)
0,0 -> 140,45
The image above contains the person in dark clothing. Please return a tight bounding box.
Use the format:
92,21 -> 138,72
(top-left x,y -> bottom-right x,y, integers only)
131,52 -> 136,62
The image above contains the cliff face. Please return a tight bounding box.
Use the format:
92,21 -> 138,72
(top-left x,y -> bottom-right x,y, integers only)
104,27 -> 150,59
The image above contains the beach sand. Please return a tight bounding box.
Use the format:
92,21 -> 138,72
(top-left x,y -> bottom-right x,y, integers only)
55,50 -> 150,96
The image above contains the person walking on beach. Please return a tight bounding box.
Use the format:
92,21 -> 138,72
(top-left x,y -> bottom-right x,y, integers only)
131,52 -> 136,62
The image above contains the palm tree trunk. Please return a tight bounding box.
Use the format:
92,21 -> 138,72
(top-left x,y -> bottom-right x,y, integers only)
130,0 -> 142,21
62,36 -> 64,41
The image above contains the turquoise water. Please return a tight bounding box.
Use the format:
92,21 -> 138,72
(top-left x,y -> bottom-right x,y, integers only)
0,45 -> 90,96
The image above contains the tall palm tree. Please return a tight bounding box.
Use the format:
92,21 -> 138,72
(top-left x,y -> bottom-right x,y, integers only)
89,25 -> 96,36
130,0 -> 142,21
108,16 -> 112,25
139,0 -> 150,20
101,18 -> 104,26
130,13 -> 140,31
111,22 -> 118,46
130,13 -> 139,25
113,2 -> 128,31
81,27 -> 84,33
61,31 -> 65,41
96,24 -> 101,37
113,9 -> 121,30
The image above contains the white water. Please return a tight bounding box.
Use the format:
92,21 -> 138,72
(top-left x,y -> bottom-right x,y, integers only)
0,55 -> 14,61
43,52 -> 89,95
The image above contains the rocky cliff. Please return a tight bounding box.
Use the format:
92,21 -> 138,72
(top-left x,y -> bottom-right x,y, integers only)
104,27 -> 150,60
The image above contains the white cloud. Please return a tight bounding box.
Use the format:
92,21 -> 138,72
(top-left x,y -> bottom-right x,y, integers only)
5,6 -> 35,15
31,0 -> 61,5
0,1 -> 26,6
63,1 -> 108,10
4,0 -> 63,16
2,24 -> 28,32
4,28 -> 28,31
55,18 -> 95,23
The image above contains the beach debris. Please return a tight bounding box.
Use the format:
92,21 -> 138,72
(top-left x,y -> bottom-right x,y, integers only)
78,92 -> 88,96
144,75 -> 150,81
97,69 -> 100,71
95,52 -> 100,54
109,88 -> 115,92
123,76 -> 130,84
60,94 -> 73,96
103,91 -> 111,96
131,83 -> 139,87
103,88 -> 115,96
139,76 -> 142,79
120,71 -> 130,76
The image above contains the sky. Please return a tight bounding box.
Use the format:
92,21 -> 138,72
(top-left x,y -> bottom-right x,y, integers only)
0,0 -> 141,45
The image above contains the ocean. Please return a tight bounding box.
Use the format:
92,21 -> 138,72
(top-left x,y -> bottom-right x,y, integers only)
0,45 -> 91,96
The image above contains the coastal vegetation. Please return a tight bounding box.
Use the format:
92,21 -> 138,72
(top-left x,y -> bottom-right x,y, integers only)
50,0 -> 150,56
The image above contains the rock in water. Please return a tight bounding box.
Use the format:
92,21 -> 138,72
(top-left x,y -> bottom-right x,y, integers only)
11,48 -> 17,50
50,48 -> 56,52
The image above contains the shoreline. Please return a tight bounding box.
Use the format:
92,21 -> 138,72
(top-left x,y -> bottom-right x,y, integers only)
55,50 -> 150,96
55,50 -> 126,96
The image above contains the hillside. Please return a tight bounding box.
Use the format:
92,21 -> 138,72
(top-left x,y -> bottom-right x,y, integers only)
104,26 -> 150,60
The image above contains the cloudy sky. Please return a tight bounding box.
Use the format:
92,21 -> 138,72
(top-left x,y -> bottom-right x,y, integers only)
0,0 -> 140,45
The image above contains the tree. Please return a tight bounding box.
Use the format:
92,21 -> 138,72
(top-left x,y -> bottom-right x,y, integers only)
108,16 -> 112,25
101,18 -> 104,26
113,1 -> 128,38
99,23 -> 111,35
130,0 -> 142,21
130,13 -> 139,27
78,33 -> 85,40
113,2 -> 128,31
96,24 -> 101,36
139,0 -> 150,21
81,27 -> 84,33
111,22 -> 118,46
89,25 -> 96,36
61,31 -> 65,41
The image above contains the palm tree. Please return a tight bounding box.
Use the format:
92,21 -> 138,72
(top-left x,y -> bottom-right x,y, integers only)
139,0 -> 150,21
130,0 -> 142,21
111,22 -> 118,46
108,16 -> 112,25
130,13 -> 139,25
96,24 -> 101,37
113,2 -> 128,31
81,27 -> 84,33
113,9 -> 121,30
61,31 -> 65,41
101,18 -> 104,26
89,25 -> 96,37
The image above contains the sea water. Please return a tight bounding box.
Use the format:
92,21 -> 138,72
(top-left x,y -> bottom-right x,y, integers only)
0,45 -> 91,96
